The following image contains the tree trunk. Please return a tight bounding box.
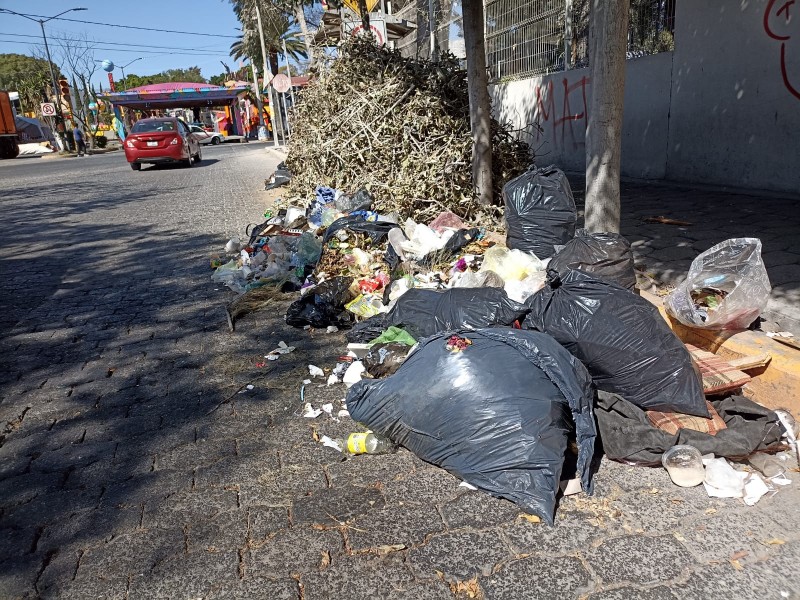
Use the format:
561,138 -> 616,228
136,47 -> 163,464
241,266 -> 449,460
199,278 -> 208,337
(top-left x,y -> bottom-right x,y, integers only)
462,0 -> 492,205
294,3 -> 313,59
255,2 -> 285,144
584,0 -> 630,233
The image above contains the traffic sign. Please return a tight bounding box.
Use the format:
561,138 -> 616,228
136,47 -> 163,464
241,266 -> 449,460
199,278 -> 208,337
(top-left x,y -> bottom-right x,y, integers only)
272,74 -> 291,94
41,102 -> 56,117
343,19 -> 387,46
342,0 -> 379,14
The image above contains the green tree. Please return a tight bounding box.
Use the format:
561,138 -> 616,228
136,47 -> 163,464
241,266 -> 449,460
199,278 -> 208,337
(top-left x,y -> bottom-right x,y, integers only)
119,66 -> 208,89
0,53 -> 62,115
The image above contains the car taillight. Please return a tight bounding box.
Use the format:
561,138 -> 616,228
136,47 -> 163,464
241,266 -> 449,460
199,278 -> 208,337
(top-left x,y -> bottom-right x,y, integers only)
126,139 -> 135,148
170,137 -> 179,145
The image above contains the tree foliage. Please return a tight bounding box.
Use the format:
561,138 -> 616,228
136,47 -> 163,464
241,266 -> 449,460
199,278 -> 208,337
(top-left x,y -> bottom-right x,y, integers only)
120,66 -> 207,89
0,53 -> 62,113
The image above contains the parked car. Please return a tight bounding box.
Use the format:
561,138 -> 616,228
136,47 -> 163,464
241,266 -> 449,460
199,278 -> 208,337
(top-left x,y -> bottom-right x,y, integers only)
190,122 -> 214,132
124,117 -> 201,171
190,125 -> 223,145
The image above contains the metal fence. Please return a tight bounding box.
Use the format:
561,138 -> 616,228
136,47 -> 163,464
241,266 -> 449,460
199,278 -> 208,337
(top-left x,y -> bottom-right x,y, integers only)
394,0 -> 466,60
485,0 -> 676,81
391,0 -> 675,77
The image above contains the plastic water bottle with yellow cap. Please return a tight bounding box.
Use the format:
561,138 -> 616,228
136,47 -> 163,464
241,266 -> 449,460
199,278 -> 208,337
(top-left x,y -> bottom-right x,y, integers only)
336,432 -> 395,455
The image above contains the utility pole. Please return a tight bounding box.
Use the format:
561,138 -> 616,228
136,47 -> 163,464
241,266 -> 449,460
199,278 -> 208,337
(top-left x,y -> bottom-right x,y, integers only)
255,3 -> 285,146
119,58 -> 143,91
0,7 -> 88,151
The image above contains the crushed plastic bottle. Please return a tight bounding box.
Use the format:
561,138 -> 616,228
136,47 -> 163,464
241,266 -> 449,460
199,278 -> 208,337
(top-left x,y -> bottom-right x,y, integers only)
335,432 -> 395,455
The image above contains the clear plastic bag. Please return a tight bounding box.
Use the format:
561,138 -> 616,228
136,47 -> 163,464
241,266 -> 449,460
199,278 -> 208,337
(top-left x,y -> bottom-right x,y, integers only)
665,238 -> 771,330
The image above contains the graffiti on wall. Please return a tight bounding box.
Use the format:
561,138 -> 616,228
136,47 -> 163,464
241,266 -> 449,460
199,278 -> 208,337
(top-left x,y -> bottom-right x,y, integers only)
532,76 -> 591,152
764,0 -> 800,100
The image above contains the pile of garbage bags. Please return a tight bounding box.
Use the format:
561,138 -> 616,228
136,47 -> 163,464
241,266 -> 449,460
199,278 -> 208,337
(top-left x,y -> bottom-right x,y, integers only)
210,162 -> 787,523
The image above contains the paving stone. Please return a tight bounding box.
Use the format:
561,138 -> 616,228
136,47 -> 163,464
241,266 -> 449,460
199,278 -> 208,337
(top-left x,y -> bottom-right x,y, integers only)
248,526 -> 344,578
187,509 -> 248,553
292,484 -> 385,526
127,550 -> 240,600
380,466 -> 462,506
100,469 -> 193,509
347,502 -> 445,551
481,555 -> 591,600
588,586 -> 677,600
217,576 -> 299,600
143,488 -> 239,526
407,530 -> 511,581
440,490 -> 520,530
76,527 -> 185,581
325,449 -> 418,488
239,463 -> 328,507
586,535 -> 693,586
302,554 -> 452,600
248,506 -> 290,542
0,556 -> 48,600
194,452 -> 280,489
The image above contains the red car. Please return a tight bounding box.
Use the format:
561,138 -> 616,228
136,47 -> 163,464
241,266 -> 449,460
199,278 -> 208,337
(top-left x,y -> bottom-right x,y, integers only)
124,117 -> 202,171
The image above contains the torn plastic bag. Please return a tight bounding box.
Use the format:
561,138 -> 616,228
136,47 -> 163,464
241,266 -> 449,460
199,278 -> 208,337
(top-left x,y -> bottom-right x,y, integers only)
595,391 -> 785,466
322,216 -> 396,246
664,238 -> 771,330
549,229 -> 636,291
265,165 -> 292,190
504,165 -> 577,259
387,287 -> 530,340
285,276 -> 356,329
526,269 -> 708,417
480,246 -> 544,281
363,342 -> 410,377
335,189 -> 373,213
346,328 -> 597,525
419,228 -> 481,266
429,211 -> 465,233
369,326 -> 417,346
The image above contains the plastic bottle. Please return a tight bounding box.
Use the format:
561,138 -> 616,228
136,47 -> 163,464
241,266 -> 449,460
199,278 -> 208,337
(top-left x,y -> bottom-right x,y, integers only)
336,432 -> 395,455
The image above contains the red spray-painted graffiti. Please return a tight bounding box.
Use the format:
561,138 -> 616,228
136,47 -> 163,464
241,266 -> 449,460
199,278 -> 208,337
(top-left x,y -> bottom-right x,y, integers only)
764,0 -> 800,100
532,76 -> 591,151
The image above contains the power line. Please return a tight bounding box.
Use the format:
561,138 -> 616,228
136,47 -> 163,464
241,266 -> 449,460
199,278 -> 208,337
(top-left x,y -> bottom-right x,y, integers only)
0,39 -> 231,57
4,12 -> 240,39
0,31 -> 230,53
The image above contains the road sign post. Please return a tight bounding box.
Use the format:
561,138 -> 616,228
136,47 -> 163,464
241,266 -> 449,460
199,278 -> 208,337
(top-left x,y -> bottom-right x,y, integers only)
41,103 -> 56,117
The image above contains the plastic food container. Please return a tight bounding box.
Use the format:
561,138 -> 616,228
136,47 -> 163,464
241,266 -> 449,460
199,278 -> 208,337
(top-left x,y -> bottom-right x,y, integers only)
662,445 -> 705,487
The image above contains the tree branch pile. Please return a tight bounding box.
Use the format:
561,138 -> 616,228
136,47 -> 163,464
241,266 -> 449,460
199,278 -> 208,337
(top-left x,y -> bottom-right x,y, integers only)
285,37 -> 532,223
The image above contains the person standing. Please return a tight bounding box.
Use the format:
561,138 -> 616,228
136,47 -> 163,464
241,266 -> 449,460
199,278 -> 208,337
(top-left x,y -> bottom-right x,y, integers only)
72,125 -> 87,157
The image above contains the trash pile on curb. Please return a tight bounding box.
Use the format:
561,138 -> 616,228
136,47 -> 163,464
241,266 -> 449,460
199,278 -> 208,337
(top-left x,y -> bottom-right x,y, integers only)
211,162 -> 796,524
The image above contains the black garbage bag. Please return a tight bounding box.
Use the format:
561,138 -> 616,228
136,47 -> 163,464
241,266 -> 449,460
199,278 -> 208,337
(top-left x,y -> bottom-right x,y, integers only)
526,269 -> 708,417
285,276 -> 356,329
335,189 -> 374,213
549,229 -> 636,291
363,342 -> 410,377
504,165 -> 577,259
387,287 -> 529,340
595,391 -> 785,465
345,314 -> 390,343
346,328 -> 597,525
322,216 -> 396,246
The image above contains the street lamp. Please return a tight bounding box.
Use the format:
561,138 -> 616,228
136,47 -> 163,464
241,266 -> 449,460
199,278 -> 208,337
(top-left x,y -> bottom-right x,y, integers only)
119,58 -> 143,91
0,7 -> 88,149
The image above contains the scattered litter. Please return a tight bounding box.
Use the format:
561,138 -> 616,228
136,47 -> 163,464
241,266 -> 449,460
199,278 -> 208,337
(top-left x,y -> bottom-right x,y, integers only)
337,408 -> 350,418
320,435 -> 342,451
308,365 -> 325,378
326,326 -> 339,333
459,481 -> 478,491
321,403 -> 334,417
326,374 -> 339,386
266,341 -> 296,360
225,237 -> 242,253
246,384 -> 254,390
342,361 -> 365,387
302,403 -> 323,418
303,379 -> 311,385
662,445 -> 705,487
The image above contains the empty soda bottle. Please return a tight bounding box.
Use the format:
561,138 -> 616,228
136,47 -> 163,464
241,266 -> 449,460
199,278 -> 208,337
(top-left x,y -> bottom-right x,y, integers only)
337,432 -> 395,455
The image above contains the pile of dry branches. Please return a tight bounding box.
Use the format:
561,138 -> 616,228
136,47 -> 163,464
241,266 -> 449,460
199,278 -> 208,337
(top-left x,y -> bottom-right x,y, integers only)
285,37 -> 531,222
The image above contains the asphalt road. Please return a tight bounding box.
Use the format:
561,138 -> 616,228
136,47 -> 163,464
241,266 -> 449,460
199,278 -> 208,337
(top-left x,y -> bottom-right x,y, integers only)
1,145 -> 799,599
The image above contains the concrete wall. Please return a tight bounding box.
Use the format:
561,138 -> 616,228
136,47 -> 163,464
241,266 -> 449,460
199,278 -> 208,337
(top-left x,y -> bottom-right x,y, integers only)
490,0 -> 800,193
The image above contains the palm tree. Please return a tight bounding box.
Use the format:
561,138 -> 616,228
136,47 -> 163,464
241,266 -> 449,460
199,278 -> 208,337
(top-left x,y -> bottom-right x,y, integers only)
228,0 -> 307,74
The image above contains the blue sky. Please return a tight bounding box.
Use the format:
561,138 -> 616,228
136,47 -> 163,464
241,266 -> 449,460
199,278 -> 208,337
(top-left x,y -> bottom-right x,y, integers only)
0,0 -> 246,87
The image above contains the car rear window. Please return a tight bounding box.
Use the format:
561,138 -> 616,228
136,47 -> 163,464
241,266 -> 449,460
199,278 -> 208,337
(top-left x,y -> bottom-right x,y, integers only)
131,120 -> 176,133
